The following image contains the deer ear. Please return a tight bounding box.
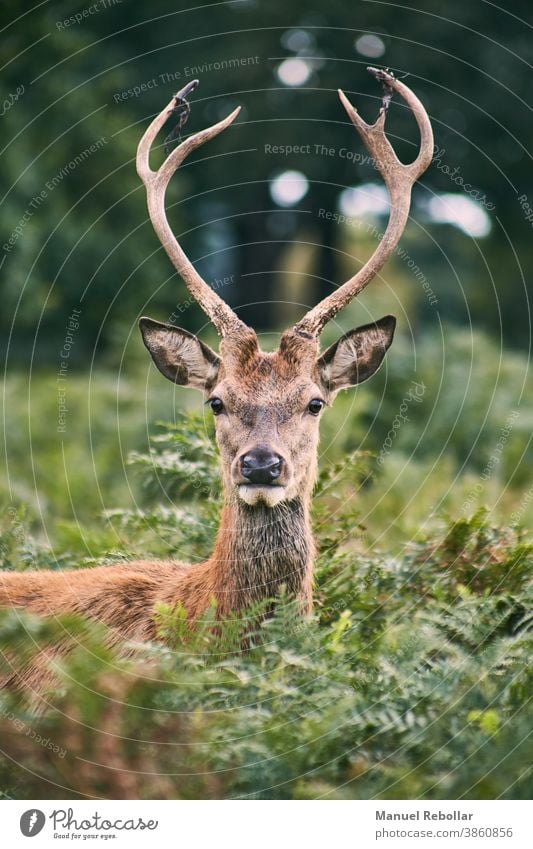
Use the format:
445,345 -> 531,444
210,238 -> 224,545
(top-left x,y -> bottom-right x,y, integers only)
317,315 -> 396,392
139,317 -> 220,391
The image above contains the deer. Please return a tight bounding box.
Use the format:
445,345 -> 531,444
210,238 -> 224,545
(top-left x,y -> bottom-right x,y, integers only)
0,69 -> 433,690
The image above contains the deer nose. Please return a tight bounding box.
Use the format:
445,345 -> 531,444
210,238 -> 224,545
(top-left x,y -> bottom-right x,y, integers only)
240,448 -> 283,485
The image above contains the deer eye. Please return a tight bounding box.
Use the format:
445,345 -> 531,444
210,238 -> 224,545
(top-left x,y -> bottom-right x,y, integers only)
307,398 -> 325,416
209,397 -> 225,416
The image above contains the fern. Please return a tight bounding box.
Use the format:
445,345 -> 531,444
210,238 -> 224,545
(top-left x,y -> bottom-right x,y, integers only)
0,415 -> 530,800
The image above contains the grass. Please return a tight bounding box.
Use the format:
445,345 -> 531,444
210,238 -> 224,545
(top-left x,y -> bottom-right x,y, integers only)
0,324 -> 531,799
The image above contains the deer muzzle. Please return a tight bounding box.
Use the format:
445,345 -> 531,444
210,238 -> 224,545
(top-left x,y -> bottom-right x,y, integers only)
233,444 -> 292,507
240,447 -> 283,484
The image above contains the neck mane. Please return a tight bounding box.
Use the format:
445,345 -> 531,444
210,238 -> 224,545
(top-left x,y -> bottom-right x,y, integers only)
210,496 -> 314,614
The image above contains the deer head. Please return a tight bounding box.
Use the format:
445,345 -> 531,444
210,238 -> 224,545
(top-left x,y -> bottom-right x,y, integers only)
137,70 -> 433,509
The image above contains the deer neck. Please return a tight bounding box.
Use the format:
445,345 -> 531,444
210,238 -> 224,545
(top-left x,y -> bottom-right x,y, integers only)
210,495 -> 314,614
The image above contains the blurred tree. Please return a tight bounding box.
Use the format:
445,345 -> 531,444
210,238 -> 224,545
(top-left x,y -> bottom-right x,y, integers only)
1,0 -> 532,365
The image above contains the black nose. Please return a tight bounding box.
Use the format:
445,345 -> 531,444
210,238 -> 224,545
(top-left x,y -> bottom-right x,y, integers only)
240,448 -> 283,485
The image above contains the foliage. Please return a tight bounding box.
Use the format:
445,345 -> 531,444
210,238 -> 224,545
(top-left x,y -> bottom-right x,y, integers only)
0,414 -> 530,800
2,323 -> 531,541
106,416 -> 221,561
1,1 -> 531,802
1,1 -> 533,359
128,415 -> 221,502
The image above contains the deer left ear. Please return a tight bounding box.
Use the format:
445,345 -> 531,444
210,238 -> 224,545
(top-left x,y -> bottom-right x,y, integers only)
139,317 -> 220,391
317,315 -> 396,392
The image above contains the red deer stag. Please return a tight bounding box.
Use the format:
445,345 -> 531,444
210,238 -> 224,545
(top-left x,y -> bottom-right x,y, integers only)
0,69 -> 433,682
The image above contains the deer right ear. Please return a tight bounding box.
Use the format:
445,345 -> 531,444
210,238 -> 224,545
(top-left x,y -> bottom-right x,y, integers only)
317,315 -> 396,392
139,317 -> 220,391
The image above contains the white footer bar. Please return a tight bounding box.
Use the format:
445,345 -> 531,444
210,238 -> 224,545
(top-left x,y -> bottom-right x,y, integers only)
3,799 -> 530,848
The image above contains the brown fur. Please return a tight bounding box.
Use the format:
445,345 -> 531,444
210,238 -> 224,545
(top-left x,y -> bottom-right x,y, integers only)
0,318 -> 394,692
2,70 -> 433,692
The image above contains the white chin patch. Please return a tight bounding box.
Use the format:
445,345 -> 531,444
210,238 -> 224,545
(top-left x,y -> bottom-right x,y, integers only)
238,485 -> 287,508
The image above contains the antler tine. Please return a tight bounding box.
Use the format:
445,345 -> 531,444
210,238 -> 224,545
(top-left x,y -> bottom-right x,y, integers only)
137,81 -> 247,336
295,68 -> 434,337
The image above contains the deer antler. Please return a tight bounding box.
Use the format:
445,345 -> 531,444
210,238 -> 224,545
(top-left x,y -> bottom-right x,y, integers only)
136,80 -> 248,336
295,68 -> 434,337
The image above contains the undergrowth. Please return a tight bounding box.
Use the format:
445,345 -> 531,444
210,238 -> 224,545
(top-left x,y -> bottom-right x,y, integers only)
0,415 -> 531,800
